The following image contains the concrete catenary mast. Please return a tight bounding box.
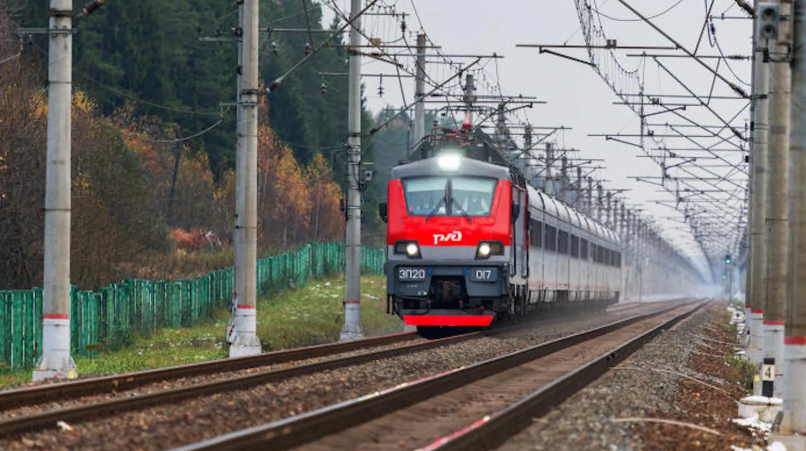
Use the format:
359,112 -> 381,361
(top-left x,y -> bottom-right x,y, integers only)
34,0 -> 77,381
575,166 -> 583,210
764,0 -> 791,398
341,0 -> 365,340
748,0 -> 771,376
560,156 -> 568,203
597,183 -> 604,223
778,0 -> 806,443
227,0 -> 245,347
413,33 -> 427,146
230,0 -> 262,357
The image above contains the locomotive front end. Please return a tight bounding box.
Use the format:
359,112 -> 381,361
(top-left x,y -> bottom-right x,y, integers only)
382,155 -> 515,329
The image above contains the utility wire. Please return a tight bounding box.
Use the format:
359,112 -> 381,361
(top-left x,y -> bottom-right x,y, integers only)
266,0 -> 381,93
711,22 -> 750,86
122,118 -> 225,144
593,0 -> 686,22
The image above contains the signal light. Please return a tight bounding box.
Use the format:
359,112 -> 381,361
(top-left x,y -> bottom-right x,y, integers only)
757,3 -> 780,41
725,254 -> 731,265
723,273 -> 727,280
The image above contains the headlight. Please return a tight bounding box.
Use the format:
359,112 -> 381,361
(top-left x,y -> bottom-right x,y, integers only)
475,241 -> 503,259
394,241 -> 421,259
437,154 -> 461,170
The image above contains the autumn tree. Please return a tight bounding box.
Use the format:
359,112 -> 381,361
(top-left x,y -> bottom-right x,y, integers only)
306,152 -> 344,243
0,7 -> 47,289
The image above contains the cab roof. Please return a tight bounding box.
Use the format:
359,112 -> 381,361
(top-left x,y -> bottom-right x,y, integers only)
390,156 -> 511,181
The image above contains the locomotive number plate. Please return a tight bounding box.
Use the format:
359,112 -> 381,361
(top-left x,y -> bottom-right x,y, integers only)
469,268 -> 498,283
398,268 -> 427,282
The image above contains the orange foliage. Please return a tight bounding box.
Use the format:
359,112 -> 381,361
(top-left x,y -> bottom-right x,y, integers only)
169,228 -> 227,253
306,152 -> 344,242
255,126 -> 344,250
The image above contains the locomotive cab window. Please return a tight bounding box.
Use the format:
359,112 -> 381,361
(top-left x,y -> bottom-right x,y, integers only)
402,176 -> 497,217
453,178 -> 496,216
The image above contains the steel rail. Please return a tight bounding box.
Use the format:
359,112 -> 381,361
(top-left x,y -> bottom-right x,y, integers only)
419,301 -> 708,451
0,332 -> 418,412
0,330 -> 486,439
0,300 -> 653,415
168,300 -> 699,451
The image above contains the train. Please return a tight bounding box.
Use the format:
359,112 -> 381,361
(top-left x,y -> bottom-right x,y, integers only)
378,126 -> 622,334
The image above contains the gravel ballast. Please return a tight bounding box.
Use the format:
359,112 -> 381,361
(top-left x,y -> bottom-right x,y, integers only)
496,301 -> 735,451
0,302 -> 674,451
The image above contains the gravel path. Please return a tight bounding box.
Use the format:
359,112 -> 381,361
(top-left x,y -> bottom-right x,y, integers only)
495,301 -> 716,451
0,302 -> 677,451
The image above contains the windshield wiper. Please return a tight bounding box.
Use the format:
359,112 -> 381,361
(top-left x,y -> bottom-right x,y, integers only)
425,195 -> 447,223
450,197 -> 472,223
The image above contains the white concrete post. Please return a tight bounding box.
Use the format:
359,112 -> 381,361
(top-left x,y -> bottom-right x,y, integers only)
340,0 -> 365,341
33,0 -> 77,382
230,0 -> 262,357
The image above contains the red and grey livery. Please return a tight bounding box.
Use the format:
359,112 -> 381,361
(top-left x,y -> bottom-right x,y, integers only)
380,153 -> 621,333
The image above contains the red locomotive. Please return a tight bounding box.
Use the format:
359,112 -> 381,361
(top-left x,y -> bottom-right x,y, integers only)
379,127 -> 622,335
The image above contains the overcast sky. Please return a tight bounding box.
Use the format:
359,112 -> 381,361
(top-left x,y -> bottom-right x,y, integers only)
322,0 -> 751,279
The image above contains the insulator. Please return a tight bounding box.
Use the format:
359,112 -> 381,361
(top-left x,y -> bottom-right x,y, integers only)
320,81 -> 328,95
271,40 -> 278,55
305,42 -> 312,56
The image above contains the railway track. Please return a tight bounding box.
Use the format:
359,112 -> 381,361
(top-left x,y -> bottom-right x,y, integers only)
0,299 -> 683,449
0,331 -> 419,413
0,299 -> 660,418
169,299 -> 705,451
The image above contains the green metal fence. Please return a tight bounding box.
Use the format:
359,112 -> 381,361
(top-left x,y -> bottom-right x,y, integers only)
0,242 -> 385,372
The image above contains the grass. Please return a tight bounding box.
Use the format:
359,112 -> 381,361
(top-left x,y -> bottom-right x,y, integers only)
725,355 -> 757,392
0,275 -> 401,388
725,319 -> 756,392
